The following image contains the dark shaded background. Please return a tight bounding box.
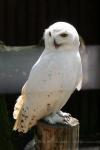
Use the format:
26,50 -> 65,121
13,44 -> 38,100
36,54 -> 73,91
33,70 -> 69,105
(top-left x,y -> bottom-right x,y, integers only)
0,0 -> 99,45
0,0 -> 100,150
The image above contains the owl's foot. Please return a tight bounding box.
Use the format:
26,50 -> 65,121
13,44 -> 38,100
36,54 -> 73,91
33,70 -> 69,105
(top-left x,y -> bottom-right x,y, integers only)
44,113 -> 64,124
44,111 -> 71,125
57,110 -> 71,122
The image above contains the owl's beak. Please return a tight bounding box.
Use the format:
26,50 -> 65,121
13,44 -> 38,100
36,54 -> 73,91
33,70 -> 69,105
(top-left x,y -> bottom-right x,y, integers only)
54,39 -> 61,48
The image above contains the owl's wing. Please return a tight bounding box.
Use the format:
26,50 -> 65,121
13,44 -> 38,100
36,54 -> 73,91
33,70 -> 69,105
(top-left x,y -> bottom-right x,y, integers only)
76,78 -> 82,91
13,54 -> 53,133
76,52 -> 83,91
13,53 -> 63,133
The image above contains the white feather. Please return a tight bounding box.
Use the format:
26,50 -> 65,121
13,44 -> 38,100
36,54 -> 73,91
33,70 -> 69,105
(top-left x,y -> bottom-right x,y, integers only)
13,22 -> 82,133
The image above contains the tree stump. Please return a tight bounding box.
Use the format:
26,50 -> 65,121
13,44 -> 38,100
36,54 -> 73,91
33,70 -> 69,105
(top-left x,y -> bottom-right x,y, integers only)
35,116 -> 79,150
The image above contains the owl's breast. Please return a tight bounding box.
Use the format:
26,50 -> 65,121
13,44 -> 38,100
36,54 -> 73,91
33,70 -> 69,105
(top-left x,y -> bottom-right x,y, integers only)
27,51 -> 81,92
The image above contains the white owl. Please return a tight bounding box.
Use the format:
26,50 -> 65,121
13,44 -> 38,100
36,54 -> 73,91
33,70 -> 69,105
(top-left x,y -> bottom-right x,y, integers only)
13,22 -> 82,133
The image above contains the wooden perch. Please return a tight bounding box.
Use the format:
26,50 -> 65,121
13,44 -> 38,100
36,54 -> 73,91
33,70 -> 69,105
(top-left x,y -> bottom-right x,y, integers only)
25,115 -> 79,150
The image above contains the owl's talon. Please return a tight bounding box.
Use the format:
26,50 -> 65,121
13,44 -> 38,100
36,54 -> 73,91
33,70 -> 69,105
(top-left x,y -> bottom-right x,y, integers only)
64,116 -> 70,122
57,110 -> 71,118
63,120 -> 68,125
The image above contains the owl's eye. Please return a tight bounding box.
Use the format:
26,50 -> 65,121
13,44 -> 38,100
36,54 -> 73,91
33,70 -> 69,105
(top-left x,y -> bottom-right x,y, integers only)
60,33 -> 68,37
49,32 -> 51,37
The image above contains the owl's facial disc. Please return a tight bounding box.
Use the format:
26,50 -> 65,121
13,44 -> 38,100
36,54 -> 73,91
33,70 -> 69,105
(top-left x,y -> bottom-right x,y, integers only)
54,39 -> 61,48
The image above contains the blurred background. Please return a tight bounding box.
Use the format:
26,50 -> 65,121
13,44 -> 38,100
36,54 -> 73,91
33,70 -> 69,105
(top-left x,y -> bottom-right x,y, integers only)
0,0 -> 100,150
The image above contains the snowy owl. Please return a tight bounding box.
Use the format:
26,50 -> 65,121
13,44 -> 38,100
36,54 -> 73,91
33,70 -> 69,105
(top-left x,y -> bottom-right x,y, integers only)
13,22 -> 82,133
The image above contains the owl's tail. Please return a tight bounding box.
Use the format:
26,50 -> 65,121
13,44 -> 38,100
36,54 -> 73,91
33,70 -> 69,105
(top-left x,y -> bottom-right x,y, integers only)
13,82 -> 28,120
13,95 -> 24,120
13,95 -> 37,133
13,95 -> 27,132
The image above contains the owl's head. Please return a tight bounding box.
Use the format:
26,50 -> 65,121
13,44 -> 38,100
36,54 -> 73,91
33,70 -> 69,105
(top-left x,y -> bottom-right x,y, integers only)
44,22 -> 80,50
